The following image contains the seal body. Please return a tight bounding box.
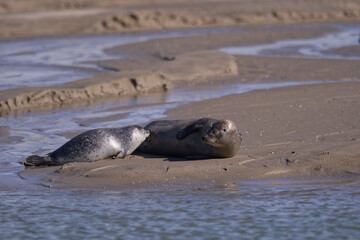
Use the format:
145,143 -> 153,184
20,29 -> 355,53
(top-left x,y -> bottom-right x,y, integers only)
25,126 -> 150,166
139,118 -> 242,158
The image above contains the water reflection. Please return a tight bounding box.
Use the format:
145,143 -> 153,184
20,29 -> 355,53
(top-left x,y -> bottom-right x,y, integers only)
0,182 -> 359,239
221,25 -> 360,60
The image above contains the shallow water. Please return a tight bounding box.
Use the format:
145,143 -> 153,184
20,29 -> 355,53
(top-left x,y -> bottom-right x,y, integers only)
0,26 -> 242,90
0,182 -> 359,239
221,25 -> 360,59
1,23 -> 360,239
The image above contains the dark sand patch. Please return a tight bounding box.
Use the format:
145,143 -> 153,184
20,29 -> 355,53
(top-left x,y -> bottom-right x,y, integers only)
74,112 -> 130,127
0,125 -> 24,144
234,55 -> 360,83
0,126 -> 10,137
322,45 -> 360,58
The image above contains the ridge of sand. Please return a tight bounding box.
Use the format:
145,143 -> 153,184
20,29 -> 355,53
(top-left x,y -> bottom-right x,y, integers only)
0,50 -> 238,115
1,0 -> 360,39
0,72 -> 170,115
93,7 -> 360,34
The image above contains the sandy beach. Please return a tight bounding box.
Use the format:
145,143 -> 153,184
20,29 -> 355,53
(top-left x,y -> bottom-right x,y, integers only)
0,0 -> 359,190
19,76 -> 360,190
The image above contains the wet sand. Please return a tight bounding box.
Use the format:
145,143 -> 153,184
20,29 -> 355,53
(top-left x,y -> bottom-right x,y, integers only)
0,0 -> 359,190
20,80 -> 360,190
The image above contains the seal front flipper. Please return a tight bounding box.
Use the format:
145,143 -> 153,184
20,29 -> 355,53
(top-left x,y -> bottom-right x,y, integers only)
177,118 -> 213,139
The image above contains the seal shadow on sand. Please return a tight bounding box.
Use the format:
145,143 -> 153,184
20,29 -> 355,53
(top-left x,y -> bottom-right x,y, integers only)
133,150 -> 216,162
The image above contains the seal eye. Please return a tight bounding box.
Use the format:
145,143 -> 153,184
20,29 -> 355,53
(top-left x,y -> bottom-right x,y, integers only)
223,129 -> 227,132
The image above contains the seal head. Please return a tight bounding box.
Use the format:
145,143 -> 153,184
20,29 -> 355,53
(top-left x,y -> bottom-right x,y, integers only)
202,120 -> 242,157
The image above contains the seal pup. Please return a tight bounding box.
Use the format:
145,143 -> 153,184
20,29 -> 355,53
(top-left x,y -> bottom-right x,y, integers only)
24,126 -> 150,166
139,118 -> 242,158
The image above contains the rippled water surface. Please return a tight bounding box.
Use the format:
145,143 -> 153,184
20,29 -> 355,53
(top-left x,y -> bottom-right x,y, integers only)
1,182 -> 359,239
221,25 -> 360,59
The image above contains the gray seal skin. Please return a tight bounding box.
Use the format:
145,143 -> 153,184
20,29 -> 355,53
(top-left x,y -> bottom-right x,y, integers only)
139,118 -> 242,158
25,126 -> 150,166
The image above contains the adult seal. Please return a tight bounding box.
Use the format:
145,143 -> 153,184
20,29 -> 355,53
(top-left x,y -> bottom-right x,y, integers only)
24,126 -> 150,166
139,118 -> 242,158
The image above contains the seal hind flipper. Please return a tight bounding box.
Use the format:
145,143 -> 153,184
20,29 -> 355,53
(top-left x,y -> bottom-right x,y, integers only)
24,155 -> 52,166
115,151 -> 125,158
